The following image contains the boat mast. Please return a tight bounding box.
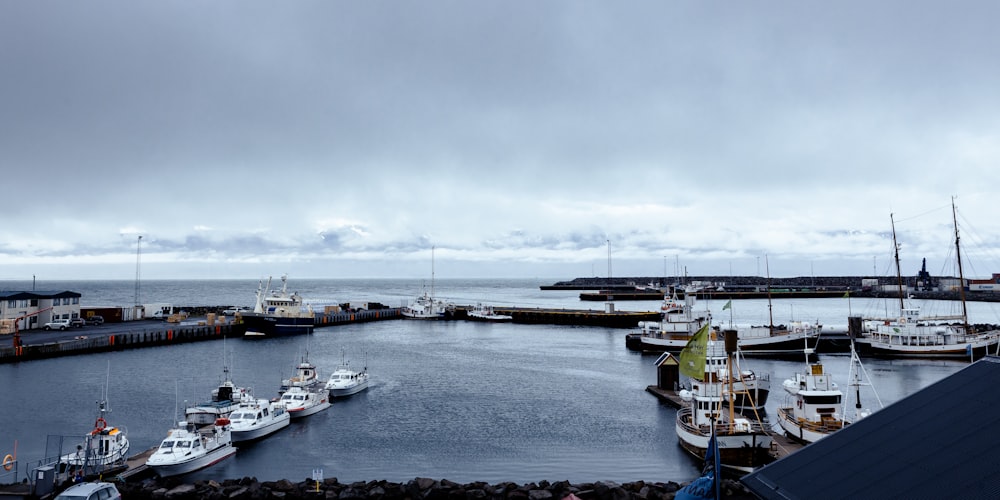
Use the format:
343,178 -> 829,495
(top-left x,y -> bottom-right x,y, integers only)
765,255 -> 774,334
890,213 -> 905,313
431,246 -> 436,302
952,198 -> 970,331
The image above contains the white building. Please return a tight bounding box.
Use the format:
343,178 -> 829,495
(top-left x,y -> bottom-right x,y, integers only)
0,290 -> 82,333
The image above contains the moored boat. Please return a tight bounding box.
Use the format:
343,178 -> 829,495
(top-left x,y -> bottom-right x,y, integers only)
853,202 -> 1000,360
466,303 -> 513,322
776,362 -> 846,444
145,419 -> 237,477
184,364 -> 255,426
675,325 -> 774,474
229,399 -> 290,442
58,400 -> 129,472
402,246 -> 451,320
242,275 -> 315,337
629,288 -> 819,359
279,352 -> 323,393
278,386 -> 331,418
325,351 -> 370,397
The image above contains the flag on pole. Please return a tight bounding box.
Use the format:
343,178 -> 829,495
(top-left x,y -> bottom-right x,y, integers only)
722,300 -> 732,311
843,291 -> 850,298
679,323 -> 711,381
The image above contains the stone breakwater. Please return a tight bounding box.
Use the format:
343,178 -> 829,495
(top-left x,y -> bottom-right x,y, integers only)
117,477 -> 756,500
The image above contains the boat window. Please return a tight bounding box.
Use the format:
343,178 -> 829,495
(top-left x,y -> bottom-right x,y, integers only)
295,395 -> 305,400
281,394 -> 292,401
176,441 -> 191,448
160,440 -> 174,448
803,395 -> 841,405
262,408 -> 269,417
330,375 -> 340,380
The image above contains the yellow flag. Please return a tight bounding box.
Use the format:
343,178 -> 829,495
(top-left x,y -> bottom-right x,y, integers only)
679,323 -> 711,381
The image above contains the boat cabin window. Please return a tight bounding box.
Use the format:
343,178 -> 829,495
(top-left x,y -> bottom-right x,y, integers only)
176,441 -> 191,448
160,440 -> 175,449
803,395 -> 841,405
262,408 -> 269,417
330,375 -> 341,380
295,395 -> 305,400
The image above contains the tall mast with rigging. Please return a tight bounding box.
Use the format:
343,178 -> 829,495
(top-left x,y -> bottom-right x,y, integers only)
952,197 -> 970,331
890,214 -> 905,313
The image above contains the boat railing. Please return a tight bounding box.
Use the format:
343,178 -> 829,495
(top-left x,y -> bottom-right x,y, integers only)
777,407 -> 847,433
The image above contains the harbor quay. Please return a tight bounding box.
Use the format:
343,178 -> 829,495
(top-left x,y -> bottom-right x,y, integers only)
0,305 -> 660,363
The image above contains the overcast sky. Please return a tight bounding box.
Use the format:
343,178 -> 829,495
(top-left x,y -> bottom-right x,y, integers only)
2,2 -> 998,281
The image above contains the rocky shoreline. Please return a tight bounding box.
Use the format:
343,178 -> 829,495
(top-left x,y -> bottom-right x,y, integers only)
116,476 -> 756,500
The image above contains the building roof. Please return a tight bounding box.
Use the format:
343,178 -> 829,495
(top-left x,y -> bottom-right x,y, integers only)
0,290 -> 81,300
741,356 -> 1000,499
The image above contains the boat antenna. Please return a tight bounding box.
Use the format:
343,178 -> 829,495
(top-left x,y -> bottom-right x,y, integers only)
134,235 -> 142,307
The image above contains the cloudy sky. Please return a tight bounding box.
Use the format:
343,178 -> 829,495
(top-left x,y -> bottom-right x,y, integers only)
2,2 -> 998,281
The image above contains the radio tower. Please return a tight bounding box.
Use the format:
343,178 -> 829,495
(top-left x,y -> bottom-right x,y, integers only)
134,235 -> 142,307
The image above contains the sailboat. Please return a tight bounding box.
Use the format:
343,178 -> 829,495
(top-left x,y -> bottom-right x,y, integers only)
675,325 -> 774,474
402,246 -> 450,319
853,200 -> 1000,359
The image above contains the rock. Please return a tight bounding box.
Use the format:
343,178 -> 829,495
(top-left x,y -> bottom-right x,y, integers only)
165,483 -> 197,498
528,489 -> 553,500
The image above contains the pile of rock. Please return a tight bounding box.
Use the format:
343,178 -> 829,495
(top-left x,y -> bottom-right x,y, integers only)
117,476 -> 756,500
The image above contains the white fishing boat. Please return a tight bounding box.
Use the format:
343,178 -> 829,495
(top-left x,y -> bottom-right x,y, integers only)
675,325 -> 774,474
776,362 -> 846,444
325,352 -> 370,397
278,386 -> 331,418
184,364 -> 255,426
631,287 -> 819,358
466,303 -> 513,322
229,399 -> 290,442
279,353 -> 323,393
242,275 -> 316,337
58,400 -> 130,471
854,201 -> 1000,359
402,246 -> 451,319
146,419 -> 237,477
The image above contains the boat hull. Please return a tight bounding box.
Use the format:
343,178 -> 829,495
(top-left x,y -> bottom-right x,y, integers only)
231,418 -> 290,442
855,337 -> 1000,360
675,409 -> 773,474
776,407 -> 845,444
148,445 -> 237,477
328,379 -> 369,397
634,332 -> 819,359
287,400 -> 331,418
242,314 -> 315,337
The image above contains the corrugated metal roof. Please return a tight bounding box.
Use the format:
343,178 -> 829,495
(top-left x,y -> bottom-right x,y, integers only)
0,290 -> 82,299
742,356 -> 1000,500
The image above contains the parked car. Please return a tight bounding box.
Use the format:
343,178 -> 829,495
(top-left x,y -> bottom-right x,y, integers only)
222,306 -> 251,316
54,481 -> 121,500
85,316 -> 105,326
69,318 -> 86,328
43,319 -> 72,331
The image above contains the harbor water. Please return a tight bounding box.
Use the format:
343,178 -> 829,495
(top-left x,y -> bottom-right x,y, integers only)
1,278 -> 996,484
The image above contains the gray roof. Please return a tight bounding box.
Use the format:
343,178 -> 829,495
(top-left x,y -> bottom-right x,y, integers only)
741,356 -> 1000,500
0,290 -> 81,299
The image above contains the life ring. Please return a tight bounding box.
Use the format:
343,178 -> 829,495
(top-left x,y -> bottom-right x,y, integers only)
2,454 -> 13,471
94,417 -> 107,431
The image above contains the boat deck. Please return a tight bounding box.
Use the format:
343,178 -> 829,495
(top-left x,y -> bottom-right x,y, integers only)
115,447 -> 156,481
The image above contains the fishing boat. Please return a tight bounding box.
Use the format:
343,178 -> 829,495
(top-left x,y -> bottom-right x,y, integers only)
145,419 -> 237,477
58,400 -> 130,471
629,287 -> 819,359
466,303 -> 513,322
279,352 -> 323,393
184,364 -> 255,426
402,246 -> 451,319
325,351 -> 370,397
854,201 -> 1000,359
242,275 -> 315,337
278,386 -> 331,418
775,362 -> 846,443
675,325 -> 774,474
229,399 -> 290,442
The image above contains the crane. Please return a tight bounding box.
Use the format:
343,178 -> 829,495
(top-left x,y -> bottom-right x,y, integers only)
8,306 -> 52,356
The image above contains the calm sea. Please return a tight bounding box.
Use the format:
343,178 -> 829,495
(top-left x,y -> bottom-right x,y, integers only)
0,279 -> 991,484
